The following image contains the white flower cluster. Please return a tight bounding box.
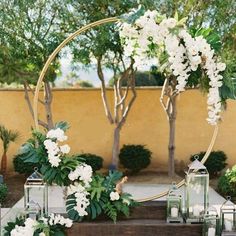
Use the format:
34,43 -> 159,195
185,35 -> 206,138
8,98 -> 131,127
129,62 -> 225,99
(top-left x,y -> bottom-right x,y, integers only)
43,128 -> 70,167
110,191 -> 120,201
68,163 -> 93,187
119,10 -> 226,125
67,182 -> 90,217
10,214 -> 72,236
48,213 -> 73,228
10,218 -> 37,236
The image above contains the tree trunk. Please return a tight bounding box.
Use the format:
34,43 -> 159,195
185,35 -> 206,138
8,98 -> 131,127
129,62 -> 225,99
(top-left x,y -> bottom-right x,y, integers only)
168,96 -> 177,177
1,151 -> 7,175
111,127 -> 120,169
44,81 -> 54,130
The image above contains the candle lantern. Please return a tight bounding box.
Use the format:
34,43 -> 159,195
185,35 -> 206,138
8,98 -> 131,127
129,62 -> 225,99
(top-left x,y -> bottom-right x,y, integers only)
167,182 -> 183,223
24,168 -> 48,217
24,200 -> 41,220
220,196 -> 236,235
185,158 -> 209,223
203,206 -> 220,236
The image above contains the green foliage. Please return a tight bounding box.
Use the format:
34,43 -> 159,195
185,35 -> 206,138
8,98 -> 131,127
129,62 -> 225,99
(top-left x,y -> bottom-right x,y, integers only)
190,151 -> 227,177
13,154 -> 41,175
218,165 -> 236,197
66,170 -> 138,222
120,5 -> 146,24
76,80 -> 94,88
76,153 -> 103,171
4,214 -> 69,236
88,175 -> 106,201
18,125 -> 79,186
55,121 -> 70,131
0,183 -> 8,203
119,145 -> 152,173
0,0 -> 66,85
109,70 -> 165,87
0,125 -> 19,152
103,202 -> 118,222
4,216 -> 25,236
40,156 -> 80,186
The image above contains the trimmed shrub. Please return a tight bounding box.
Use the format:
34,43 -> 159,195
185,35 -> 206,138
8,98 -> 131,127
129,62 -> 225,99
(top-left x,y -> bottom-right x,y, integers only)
76,153 -> 103,171
190,151 -> 227,177
218,165 -> 236,197
13,154 -> 41,175
0,183 -> 8,203
119,144 -> 151,173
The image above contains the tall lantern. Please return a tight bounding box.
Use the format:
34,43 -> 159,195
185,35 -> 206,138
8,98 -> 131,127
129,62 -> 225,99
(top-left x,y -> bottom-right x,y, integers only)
166,182 -> 183,223
24,168 -> 48,217
203,206 -> 220,236
220,196 -> 236,235
185,158 -> 209,223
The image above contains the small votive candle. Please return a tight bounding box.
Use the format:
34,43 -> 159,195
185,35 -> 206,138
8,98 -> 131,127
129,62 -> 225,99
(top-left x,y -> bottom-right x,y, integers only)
224,219 -> 233,231
171,207 -> 179,218
208,227 -> 215,236
193,205 -> 201,217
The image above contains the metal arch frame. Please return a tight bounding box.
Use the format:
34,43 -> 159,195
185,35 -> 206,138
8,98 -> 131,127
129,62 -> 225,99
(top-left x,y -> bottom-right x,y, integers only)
33,17 -> 219,202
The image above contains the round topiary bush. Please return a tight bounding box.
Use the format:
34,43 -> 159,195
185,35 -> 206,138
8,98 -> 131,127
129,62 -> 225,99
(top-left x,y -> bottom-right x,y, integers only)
0,183 -> 8,203
190,151 -> 227,177
76,153 -> 103,172
13,154 -> 41,175
119,144 -> 151,173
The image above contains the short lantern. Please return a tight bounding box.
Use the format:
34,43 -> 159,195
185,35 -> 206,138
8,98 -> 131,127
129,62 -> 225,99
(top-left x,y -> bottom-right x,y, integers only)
24,200 -> 41,220
185,158 -> 209,223
24,168 -> 48,217
220,196 -> 236,235
203,206 -> 220,236
167,182 -> 183,223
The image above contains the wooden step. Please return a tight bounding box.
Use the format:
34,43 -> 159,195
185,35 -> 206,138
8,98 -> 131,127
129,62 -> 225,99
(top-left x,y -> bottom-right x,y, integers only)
66,219 -> 202,236
65,201 -> 202,236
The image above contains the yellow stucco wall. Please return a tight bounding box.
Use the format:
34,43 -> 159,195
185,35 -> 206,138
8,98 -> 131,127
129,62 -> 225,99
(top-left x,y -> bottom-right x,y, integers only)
0,88 -> 236,172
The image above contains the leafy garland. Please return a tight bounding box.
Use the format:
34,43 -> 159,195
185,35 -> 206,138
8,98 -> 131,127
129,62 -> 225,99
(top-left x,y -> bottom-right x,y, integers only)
17,122 -> 137,223
4,214 -> 72,236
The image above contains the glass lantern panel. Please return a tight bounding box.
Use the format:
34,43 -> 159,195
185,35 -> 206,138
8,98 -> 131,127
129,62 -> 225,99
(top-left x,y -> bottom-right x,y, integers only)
186,172 -> 209,218
168,199 -> 181,218
222,212 -> 236,232
24,184 -> 48,215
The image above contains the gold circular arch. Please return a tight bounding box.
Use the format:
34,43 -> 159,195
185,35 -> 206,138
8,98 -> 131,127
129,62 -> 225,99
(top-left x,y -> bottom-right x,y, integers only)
33,17 -> 219,202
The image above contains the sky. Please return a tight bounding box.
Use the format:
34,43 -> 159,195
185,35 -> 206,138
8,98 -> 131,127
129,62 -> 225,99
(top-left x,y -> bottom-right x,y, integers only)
55,52 -> 113,87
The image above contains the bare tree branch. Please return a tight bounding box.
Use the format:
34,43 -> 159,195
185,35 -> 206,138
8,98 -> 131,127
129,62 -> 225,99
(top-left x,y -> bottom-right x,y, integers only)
44,81 -> 54,129
117,70 -> 137,129
23,81 -> 48,129
97,56 -> 114,124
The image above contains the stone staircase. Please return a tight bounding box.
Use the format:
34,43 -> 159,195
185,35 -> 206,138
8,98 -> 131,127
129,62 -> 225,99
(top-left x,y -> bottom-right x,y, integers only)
66,201 -> 202,236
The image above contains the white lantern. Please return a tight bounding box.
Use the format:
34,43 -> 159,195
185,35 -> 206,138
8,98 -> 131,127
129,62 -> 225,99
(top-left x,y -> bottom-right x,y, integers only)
203,206 -> 220,236
166,182 -> 183,223
24,168 -> 48,217
185,158 -> 209,223
220,196 -> 236,235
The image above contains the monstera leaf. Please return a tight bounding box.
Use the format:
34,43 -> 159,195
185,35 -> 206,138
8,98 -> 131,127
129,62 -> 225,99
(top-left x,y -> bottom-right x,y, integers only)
66,194 -> 107,221
103,171 -> 123,192
119,5 -> 146,24
55,121 -> 70,131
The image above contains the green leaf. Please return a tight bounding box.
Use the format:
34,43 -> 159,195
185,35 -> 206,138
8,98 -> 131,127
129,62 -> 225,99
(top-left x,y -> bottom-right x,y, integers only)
88,175 -> 106,201
177,17 -> 187,26
55,121 -> 70,131
119,5 -> 146,24
174,11 -> 178,21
